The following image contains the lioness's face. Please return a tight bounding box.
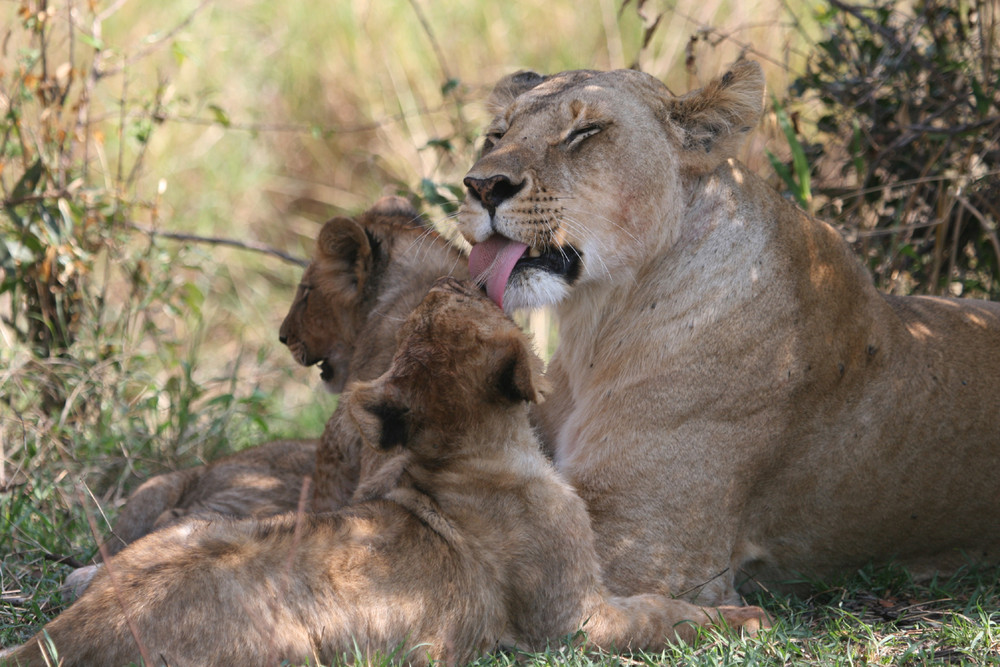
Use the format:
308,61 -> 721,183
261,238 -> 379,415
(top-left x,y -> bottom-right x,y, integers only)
458,63 -> 765,314
457,69 -> 685,312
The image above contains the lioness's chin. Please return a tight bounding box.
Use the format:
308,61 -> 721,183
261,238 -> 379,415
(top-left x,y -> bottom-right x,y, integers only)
502,270 -> 570,313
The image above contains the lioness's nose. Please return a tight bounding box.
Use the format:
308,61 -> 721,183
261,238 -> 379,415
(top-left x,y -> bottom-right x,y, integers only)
463,175 -> 524,215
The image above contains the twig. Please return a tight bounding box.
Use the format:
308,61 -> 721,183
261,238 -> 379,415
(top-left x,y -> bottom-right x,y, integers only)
405,0 -> 468,136
406,0 -> 453,86
957,193 -> 1000,273
129,223 -> 308,267
664,7 -> 805,69
853,218 -> 947,238
77,481 -> 155,667
99,0 -> 214,77
42,552 -> 85,569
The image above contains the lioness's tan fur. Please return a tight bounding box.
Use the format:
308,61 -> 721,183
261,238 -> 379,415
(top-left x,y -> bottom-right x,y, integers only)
4,278 -> 767,667
457,61 -> 1000,605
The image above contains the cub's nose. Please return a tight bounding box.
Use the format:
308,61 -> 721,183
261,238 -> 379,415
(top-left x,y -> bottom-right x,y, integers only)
463,175 -> 524,216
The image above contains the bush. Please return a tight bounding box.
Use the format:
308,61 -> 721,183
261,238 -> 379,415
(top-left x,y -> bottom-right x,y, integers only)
0,4 -> 286,624
773,0 -> 1000,298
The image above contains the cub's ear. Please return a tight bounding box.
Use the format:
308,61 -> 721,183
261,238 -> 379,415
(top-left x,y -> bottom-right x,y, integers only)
346,381 -> 410,451
317,216 -> 375,292
491,332 -> 551,405
664,59 -> 765,174
487,70 -> 548,115
364,195 -> 423,230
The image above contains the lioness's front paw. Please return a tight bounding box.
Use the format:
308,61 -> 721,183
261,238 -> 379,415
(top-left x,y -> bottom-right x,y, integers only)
712,604 -> 772,636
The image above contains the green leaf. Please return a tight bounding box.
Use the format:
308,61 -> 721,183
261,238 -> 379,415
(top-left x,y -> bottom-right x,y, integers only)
849,119 -> 866,179
771,97 -> 811,209
1,238 -> 37,265
3,204 -> 27,231
970,77 -> 991,116
443,183 -> 465,200
11,159 -> 44,202
207,104 -> 231,128
38,204 -> 61,240
765,148 -> 797,199
422,138 -> 454,152
0,238 -> 17,292
180,281 -> 204,316
420,178 -> 458,214
171,41 -> 191,66
78,33 -> 105,50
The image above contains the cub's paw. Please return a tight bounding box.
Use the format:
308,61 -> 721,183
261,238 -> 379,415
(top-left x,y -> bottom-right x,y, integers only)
61,564 -> 101,599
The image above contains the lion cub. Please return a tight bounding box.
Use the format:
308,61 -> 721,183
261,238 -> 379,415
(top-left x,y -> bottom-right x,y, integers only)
92,197 -> 466,553
4,278 -> 767,667
63,197 -> 465,597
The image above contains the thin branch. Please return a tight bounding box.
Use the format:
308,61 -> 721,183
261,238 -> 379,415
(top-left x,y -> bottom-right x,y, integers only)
42,552 -> 86,569
956,193 -> 1000,273
405,0 -> 467,136
665,7 -> 807,69
99,0 -> 214,77
406,0 -> 453,85
129,223 -> 308,267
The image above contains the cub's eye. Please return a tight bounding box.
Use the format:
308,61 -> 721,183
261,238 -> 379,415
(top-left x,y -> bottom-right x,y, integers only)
564,123 -> 605,148
481,128 -> 506,153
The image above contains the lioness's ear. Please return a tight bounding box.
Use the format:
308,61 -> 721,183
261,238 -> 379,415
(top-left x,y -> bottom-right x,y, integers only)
346,381 -> 410,451
665,59 -> 765,173
491,333 -> 550,405
487,70 -> 548,115
317,216 -> 374,292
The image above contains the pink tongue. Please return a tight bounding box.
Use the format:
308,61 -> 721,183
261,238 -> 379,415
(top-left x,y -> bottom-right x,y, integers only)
468,235 -> 529,309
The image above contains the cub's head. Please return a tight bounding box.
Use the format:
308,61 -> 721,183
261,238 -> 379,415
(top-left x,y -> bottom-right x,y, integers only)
457,61 -> 765,312
345,277 -> 547,462
280,196 -> 460,393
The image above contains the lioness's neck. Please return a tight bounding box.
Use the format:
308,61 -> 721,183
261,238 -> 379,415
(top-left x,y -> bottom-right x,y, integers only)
556,161 -> 773,362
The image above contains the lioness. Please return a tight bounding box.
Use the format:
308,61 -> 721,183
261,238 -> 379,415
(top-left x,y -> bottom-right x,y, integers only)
3,278 -> 767,667
66,197 -> 465,592
458,61 -> 1000,605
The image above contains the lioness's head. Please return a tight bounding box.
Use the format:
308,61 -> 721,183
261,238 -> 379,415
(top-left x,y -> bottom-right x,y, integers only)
346,277 -> 547,461
279,196 -> 451,393
457,61 -> 765,312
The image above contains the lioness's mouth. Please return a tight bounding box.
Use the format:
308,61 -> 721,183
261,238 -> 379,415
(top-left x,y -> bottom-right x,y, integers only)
469,235 -> 581,308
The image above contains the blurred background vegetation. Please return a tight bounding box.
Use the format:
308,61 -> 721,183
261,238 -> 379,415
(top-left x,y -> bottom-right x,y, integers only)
2,0 -> 999,659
